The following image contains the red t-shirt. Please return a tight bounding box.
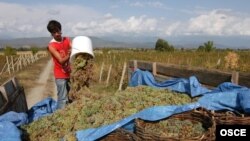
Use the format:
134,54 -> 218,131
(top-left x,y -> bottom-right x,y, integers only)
48,37 -> 71,79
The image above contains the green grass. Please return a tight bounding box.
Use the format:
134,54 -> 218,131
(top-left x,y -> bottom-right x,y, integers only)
91,49 -> 250,90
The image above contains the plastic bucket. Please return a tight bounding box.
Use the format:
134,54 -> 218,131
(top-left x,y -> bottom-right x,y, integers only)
70,36 -> 94,62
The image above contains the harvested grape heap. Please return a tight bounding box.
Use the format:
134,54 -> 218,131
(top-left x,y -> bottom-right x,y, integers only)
21,85 -> 194,141
141,118 -> 205,138
68,53 -> 94,101
20,54 -> 198,141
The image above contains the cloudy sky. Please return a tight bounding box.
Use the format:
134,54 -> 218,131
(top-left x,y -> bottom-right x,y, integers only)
0,0 -> 250,39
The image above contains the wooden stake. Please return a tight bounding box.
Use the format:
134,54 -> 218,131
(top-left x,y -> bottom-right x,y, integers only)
11,56 -> 14,72
118,62 -> 127,91
0,62 -> 7,75
6,56 -> 11,75
152,62 -> 156,76
106,64 -> 112,85
99,62 -> 104,82
19,56 -> 22,70
133,60 -> 137,70
231,71 -> 239,85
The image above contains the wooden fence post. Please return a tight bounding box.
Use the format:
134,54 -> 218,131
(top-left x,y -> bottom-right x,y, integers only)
152,62 -> 157,76
106,64 -> 112,86
18,56 -> 22,70
22,55 -> 27,67
0,63 -> 7,75
21,55 -> 25,66
231,71 -> 239,85
99,62 -> 104,83
118,62 -> 127,91
6,56 -> 11,75
11,56 -> 14,72
133,60 -> 137,70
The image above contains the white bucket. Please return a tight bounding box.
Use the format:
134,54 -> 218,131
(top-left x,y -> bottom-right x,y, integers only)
70,36 -> 94,62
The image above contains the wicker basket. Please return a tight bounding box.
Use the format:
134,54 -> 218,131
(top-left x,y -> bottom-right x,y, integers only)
135,109 -> 215,141
98,128 -> 141,141
209,110 -> 250,125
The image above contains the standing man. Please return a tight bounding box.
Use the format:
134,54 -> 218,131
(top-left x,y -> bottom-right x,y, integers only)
47,20 -> 71,109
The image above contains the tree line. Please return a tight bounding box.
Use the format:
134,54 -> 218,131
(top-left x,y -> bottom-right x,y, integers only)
0,46 -> 47,56
155,38 -> 217,52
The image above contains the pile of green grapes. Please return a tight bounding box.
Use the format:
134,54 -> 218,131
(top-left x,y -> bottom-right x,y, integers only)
138,118 -> 205,139
21,86 -> 194,141
68,54 -> 94,101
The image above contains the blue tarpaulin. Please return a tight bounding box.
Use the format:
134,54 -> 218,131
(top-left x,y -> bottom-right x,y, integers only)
0,112 -> 27,141
0,68 -> 249,141
27,97 -> 57,123
0,121 -> 22,141
129,69 -> 211,97
0,111 -> 28,126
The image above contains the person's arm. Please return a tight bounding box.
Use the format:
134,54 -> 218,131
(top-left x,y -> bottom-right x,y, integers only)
48,45 -> 70,64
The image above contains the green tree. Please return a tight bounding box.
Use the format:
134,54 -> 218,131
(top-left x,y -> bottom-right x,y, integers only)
155,38 -> 174,52
4,46 -> 16,56
197,41 -> 216,52
197,45 -> 205,52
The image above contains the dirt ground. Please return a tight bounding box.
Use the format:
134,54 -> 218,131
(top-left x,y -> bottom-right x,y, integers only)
24,59 -> 56,109
13,56 -> 57,109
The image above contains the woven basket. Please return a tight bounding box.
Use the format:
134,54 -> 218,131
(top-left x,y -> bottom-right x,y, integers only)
209,110 -> 250,125
135,109 -> 215,141
98,128 -> 141,141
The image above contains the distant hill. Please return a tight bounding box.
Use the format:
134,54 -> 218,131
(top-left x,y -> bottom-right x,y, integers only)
0,36 -> 155,49
165,35 -> 250,49
0,37 -> 50,48
0,35 -> 249,49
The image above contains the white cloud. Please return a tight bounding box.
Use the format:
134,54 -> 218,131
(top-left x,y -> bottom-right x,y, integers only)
104,13 -> 113,19
130,1 -> 165,8
184,9 -> 250,36
164,22 -> 181,36
71,15 -> 158,36
0,2 -> 101,38
0,2 -> 250,38
130,2 -> 144,7
235,19 -> 250,35
147,2 -> 164,8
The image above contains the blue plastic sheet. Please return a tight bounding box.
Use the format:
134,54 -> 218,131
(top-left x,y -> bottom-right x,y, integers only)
198,83 -> 249,111
211,82 -> 248,93
238,89 -> 250,113
129,69 -> 210,97
0,111 -> 28,126
0,121 -> 22,141
27,97 -> 57,122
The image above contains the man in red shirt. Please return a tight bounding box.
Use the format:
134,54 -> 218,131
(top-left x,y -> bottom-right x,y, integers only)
47,20 -> 71,109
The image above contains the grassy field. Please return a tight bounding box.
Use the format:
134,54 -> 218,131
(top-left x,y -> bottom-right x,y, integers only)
91,49 -> 250,90
93,49 -> 250,72
1,49 -> 249,89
